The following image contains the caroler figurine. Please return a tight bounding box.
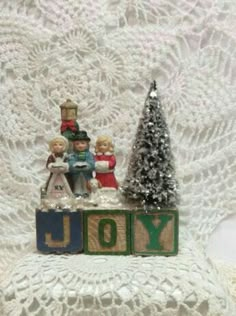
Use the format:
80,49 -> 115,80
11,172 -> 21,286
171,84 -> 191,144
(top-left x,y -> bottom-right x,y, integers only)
68,130 -> 95,197
45,136 -> 73,199
95,135 -> 118,189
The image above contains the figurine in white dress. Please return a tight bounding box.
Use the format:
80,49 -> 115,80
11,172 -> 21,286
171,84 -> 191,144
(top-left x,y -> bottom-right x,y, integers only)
45,136 -> 73,199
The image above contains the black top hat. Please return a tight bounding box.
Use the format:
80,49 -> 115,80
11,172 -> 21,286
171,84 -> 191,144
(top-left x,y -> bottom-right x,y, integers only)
72,130 -> 91,142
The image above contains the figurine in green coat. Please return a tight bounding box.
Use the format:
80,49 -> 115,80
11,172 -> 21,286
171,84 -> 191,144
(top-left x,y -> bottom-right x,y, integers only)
68,131 -> 95,197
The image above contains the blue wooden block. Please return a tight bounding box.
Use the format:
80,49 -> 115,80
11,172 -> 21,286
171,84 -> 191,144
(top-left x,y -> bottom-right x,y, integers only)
36,209 -> 83,253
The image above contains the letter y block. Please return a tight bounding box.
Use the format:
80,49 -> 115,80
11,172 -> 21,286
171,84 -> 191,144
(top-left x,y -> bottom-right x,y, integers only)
131,210 -> 178,256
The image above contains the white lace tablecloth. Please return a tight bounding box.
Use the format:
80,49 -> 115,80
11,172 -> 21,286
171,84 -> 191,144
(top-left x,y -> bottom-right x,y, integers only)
1,230 -> 235,315
0,0 -> 236,315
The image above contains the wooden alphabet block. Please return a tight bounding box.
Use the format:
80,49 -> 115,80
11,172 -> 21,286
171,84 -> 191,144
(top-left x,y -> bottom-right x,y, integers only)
84,210 -> 131,255
131,210 -> 178,256
36,209 -> 83,253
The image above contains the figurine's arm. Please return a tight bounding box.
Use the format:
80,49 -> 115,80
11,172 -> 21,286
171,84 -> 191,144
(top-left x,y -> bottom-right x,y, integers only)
57,161 -> 69,173
47,155 -> 69,173
85,152 -> 95,171
46,155 -> 54,169
69,152 -> 95,173
58,155 -> 69,172
71,158 -> 91,170
108,155 -> 116,169
46,155 -> 58,172
68,154 -> 80,174
95,155 -> 116,172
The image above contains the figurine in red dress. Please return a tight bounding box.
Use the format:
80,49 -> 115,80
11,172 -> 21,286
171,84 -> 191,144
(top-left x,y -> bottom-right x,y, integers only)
95,136 -> 118,189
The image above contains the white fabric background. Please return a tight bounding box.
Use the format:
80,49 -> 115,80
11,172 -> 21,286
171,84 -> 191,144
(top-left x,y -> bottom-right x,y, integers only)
0,0 -> 235,315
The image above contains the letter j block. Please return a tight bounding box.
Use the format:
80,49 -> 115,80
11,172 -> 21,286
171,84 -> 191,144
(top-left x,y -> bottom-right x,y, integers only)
36,209 -> 83,253
131,210 -> 178,256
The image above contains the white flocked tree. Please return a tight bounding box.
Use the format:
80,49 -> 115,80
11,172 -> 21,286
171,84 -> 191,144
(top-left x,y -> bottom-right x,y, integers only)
123,81 -> 178,209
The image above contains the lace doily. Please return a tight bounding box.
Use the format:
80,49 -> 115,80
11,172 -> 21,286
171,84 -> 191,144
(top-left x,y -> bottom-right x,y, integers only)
0,0 -> 236,315
213,260 -> 236,303
1,231 -> 235,315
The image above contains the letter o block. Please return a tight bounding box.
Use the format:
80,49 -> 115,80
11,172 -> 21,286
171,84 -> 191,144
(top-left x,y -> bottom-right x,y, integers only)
131,210 -> 178,256
84,210 -> 131,255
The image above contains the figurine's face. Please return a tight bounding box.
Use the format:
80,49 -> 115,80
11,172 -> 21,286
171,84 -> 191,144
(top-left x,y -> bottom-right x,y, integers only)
52,141 -> 65,153
74,140 -> 88,152
97,141 -> 109,153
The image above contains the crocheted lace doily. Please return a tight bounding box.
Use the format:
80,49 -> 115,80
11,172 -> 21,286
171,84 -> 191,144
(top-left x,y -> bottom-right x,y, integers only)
0,0 -> 236,315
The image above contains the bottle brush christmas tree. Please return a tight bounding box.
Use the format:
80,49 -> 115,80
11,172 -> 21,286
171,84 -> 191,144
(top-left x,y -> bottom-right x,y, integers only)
123,81 -> 178,209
